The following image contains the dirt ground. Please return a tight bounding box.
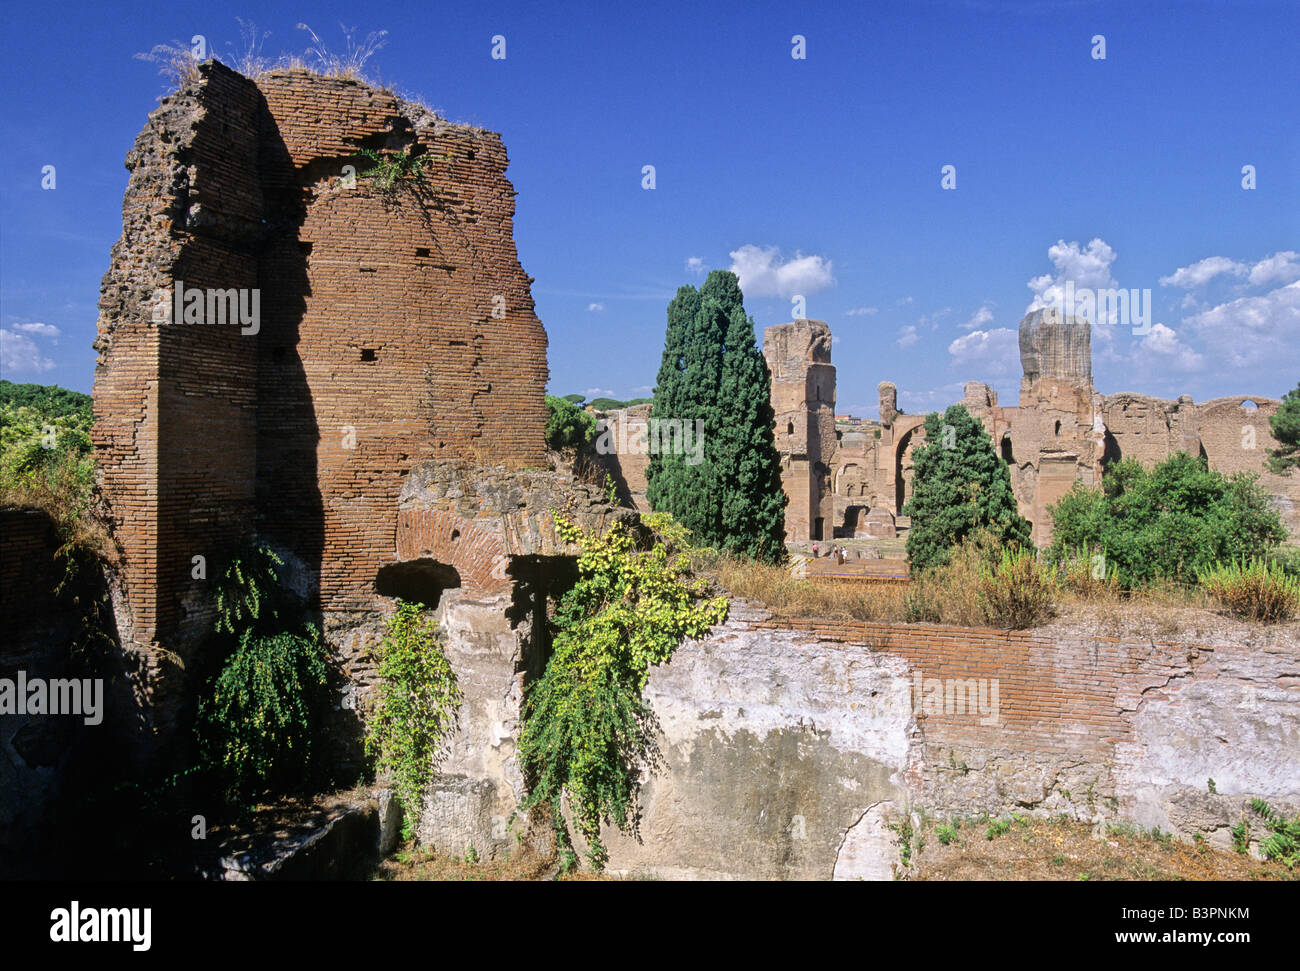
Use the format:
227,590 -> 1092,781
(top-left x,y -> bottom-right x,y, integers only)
906,814 -> 1295,881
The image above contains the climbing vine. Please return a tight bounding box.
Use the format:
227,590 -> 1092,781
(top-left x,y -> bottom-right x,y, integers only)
518,512 -> 728,870
365,601 -> 462,840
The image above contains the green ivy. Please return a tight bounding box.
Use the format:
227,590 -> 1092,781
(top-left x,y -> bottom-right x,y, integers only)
518,512 -> 728,870
365,601 -> 462,841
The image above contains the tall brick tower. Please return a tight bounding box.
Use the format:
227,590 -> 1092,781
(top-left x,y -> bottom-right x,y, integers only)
763,320 -> 836,541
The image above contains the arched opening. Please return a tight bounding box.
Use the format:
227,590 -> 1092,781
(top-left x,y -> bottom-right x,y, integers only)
375,558 -> 462,608
1001,433 -> 1015,464
1241,400 -> 1259,411
787,421 -> 795,436
1054,419 -> 1062,437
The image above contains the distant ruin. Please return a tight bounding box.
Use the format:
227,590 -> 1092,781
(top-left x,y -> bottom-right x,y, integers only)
763,313 -> 1299,546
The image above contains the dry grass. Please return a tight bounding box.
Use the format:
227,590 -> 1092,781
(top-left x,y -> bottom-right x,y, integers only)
911,815 -> 1296,881
712,538 -> 1292,636
712,557 -> 907,623
373,841 -> 623,882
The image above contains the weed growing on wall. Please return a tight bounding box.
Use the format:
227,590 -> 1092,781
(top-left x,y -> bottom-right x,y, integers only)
365,601 -> 462,840
518,512 -> 728,870
358,147 -> 429,192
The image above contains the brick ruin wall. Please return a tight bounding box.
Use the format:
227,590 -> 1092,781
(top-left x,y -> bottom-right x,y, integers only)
92,62 -> 548,733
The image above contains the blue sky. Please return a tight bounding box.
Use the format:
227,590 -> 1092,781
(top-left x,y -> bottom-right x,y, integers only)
2,0 -> 1297,418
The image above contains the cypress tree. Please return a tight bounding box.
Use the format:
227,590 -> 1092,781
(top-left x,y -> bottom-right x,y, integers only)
903,404 -> 1031,571
647,271 -> 786,561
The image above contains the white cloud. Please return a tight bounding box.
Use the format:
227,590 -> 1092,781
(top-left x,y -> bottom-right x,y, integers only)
1137,323 -> 1205,372
0,328 -> 56,373
685,256 -> 706,275
585,387 -> 616,398
1159,256 -> 1246,289
845,306 -> 878,316
947,327 -> 1019,375
586,302 -> 605,312
896,296 -> 914,306
728,244 -> 834,299
1184,280 -> 1300,369
10,321 -> 60,338
1026,237 -> 1119,313
895,325 -> 919,349
959,306 -> 994,331
1248,250 -> 1300,288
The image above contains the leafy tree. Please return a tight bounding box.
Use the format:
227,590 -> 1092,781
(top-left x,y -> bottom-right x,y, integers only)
587,396 -> 628,411
1267,382 -> 1300,474
1047,452 -> 1286,586
544,394 -> 596,451
903,405 -> 1031,571
560,393 -> 586,405
646,271 -> 786,561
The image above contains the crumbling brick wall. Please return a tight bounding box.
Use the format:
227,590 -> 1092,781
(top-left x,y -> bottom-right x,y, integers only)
92,62 -> 549,733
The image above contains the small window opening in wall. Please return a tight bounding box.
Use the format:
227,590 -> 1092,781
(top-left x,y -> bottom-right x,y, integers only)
1054,420 -> 1062,436
359,266 -> 376,273
1241,400 -> 1259,411
298,241 -> 313,256
361,348 -> 377,362
451,529 -> 460,541
415,247 -> 430,258
787,421 -> 795,435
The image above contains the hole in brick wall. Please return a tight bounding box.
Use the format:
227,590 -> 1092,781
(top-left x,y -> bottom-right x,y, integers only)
360,348 -> 376,362
359,266 -> 376,273
415,247 -> 430,258
1241,400 -> 1259,411
449,339 -> 467,347
1054,420 -> 1061,437
451,529 -> 460,541
298,241 -> 313,255
787,421 -> 794,435
375,559 -> 461,608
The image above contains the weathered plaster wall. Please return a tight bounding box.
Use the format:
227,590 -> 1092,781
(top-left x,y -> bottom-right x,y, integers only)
416,601 -> 1300,878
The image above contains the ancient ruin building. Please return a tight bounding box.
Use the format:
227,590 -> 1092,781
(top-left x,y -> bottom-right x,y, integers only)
768,311 -> 1298,547
763,319 -> 837,541
92,62 -> 552,734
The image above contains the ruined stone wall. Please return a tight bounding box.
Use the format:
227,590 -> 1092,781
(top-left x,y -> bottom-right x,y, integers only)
93,62 -> 549,736
416,602 -> 1300,878
786,312 -> 1294,548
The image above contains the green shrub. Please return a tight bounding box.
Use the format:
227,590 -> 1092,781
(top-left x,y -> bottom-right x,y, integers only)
1047,453 -> 1286,586
936,822 -> 960,845
544,394 -> 597,451
365,601 -> 462,840
1199,558 -> 1300,622
518,512 -> 727,870
196,627 -> 330,807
